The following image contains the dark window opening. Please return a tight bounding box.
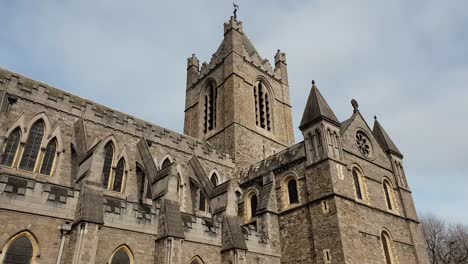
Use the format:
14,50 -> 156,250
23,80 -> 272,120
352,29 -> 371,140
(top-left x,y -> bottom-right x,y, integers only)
40,139 -> 57,175
210,173 -> 219,186
1,128 -> 21,167
161,158 -> 171,170
352,169 -> 363,200
112,159 -> 125,192
3,235 -> 33,264
102,142 -> 114,188
287,179 -> 299,204
383,182 -> 393,210
111,248 -> 130,264
199,192 -> 207,212
250,194 -> 258,219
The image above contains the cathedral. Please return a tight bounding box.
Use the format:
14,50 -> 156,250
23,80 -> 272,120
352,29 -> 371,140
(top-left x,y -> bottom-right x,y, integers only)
0,16 -> 429,264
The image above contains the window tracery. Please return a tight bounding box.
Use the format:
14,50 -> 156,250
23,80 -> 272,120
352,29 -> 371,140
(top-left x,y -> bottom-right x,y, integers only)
19,120 -> 44,171
355,131 -> 372,158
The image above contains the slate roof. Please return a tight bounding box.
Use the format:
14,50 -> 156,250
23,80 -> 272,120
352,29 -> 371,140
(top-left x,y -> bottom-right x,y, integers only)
372,117 -> 403,158
300,81 -> 340,129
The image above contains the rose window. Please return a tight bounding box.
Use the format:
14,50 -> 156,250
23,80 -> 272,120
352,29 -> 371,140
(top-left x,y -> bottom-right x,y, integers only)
355,131 -> 372,158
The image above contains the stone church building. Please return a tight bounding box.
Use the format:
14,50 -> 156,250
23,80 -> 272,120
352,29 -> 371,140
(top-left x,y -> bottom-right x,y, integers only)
0,17 -> 429,264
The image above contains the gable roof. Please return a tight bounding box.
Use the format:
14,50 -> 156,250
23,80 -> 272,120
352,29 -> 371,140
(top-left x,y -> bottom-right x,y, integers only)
299,81 -> 340,129
372,117 -> 403,158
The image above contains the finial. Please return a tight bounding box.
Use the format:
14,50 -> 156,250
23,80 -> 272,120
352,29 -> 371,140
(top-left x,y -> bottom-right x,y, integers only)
374,115 -> 377,120
312,80 -> 315,85
351,99 -> 359,112
233,3 -> 239,20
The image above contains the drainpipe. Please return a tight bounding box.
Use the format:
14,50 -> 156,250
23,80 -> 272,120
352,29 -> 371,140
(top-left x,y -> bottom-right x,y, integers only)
56,223 -> 72,264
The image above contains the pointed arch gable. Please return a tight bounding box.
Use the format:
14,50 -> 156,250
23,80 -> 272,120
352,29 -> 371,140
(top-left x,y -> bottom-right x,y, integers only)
26,112 -> 52,137
197,78 -> 218,102
115,145 -> 130,171
4,113 -> 26,141
101,134 -> 120,155
208,169 -> 221,186
340,112 -> 392,168
109,244 -> 134,264
0,230 -> 40,263
190,255 -> 205,264
47,124 -> 64,152
254,75 -> 276,99
159,154 -> 174,169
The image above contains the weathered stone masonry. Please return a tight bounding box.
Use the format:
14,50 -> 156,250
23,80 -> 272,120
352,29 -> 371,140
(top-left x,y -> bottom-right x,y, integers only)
0,17 -> 429,264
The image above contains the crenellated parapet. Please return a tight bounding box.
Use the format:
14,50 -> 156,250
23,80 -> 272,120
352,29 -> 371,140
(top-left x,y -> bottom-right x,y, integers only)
239,142 -> 305,183
0,68 -> 234,167
186,19 -> 287,88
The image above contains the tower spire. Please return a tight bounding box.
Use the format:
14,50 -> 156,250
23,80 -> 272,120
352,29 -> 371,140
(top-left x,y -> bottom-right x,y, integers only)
299,80 -> 340,130
372,117 -> 403,158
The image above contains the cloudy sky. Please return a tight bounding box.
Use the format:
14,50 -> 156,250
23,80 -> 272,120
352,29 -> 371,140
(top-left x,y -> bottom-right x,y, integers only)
1,1 -> 467,223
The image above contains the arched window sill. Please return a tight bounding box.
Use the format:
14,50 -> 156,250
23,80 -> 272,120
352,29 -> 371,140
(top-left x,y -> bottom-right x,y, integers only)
0,166 -> 38,180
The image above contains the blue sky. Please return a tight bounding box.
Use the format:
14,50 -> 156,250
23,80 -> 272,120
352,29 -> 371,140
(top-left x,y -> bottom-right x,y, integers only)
1,0 -> 467,223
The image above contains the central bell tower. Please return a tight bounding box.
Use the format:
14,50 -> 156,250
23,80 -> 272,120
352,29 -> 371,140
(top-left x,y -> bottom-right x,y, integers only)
183,17 -> 294,168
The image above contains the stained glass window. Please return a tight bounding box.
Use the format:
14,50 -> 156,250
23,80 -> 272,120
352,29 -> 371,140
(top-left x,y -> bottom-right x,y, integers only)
40,139 -> 57,175
1,128 -> 21,167
19,121 -> 44,171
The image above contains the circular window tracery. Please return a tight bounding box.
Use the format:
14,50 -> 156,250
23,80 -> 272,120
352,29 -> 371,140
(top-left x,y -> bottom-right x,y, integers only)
355,131 -> 372,158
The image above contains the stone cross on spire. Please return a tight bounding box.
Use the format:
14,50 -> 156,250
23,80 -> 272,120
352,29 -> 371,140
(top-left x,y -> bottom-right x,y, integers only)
233,3 -> 239,20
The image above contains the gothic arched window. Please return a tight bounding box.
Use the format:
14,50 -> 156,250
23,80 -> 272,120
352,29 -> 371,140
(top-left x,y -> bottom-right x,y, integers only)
210,172 -> 219,187
1,128 -> 21,167
287,179 -> 299,204
190,256 -> 205,264
112,159 -> 125,192
102,142 -> 114,188
2,232 -> 36,264
203,82 -> 217,133
161,158 -> 172,170
109,245 -> 133,264
383,180 -> 394,211
352,168 -> 363,200
254,80 -> 271,131
19,120 -> 44,171
381,231 -> 394,264
40,138 -> 57,175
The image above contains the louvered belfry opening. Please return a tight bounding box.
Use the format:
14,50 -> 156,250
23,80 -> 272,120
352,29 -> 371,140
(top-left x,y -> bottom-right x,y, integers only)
203,83 -> 217,133
254,81 -> 271,131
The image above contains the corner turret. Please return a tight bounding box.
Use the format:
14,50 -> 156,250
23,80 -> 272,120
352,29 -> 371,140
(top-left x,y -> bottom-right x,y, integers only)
373,116 -> 408,188
300,81 -> 342,164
